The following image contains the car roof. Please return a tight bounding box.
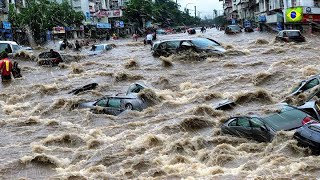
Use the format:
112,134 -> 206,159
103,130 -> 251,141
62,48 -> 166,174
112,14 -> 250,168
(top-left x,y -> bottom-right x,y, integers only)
0,41 -> 18,45
94,44 -> 109,46
154,38 -> 212,44
280,30 -> 300,32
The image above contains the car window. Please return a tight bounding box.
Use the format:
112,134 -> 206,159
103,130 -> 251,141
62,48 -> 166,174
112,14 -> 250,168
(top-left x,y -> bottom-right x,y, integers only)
309,125 -> 320,133
229,26 -> 240,30
302,78 -> 319,91
107,98 -> 121,108
96,99 -> 108,107
95,45 -> 104,51
12,45 -> 21,52
278,32 -> 283,37
228,119 -> 237,126
166,41 -> 180,49
191,38 -> 219,48
0,43 -> 10,53
287,31 -> 301,37
127,83 -> 145,94
250,118 -> 264,128
237,117 -> 250,127
158,42 -> 167,49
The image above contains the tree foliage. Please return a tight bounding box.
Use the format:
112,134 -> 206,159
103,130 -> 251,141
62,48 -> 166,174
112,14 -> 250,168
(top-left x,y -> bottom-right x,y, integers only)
123,0 -> 200,28
8,0 -> 84,40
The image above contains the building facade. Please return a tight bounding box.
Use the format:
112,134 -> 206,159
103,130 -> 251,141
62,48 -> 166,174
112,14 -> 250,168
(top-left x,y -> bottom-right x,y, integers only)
223,0 -> 320,32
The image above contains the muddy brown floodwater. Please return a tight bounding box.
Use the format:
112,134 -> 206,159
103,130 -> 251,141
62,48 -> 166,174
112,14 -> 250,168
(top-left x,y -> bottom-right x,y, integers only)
1,29 -> 320,179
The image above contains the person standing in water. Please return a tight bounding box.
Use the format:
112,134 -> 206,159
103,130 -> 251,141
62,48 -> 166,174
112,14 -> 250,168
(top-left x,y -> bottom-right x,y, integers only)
0,52 -> 13,82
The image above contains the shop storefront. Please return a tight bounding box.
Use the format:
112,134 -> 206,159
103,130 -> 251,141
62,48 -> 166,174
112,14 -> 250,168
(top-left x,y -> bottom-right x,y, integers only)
284,6 -> 320,33
96,23 -> 111,40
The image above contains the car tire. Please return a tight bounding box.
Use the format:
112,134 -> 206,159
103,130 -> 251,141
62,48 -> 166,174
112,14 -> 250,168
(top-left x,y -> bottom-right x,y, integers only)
125,103 -> 133,110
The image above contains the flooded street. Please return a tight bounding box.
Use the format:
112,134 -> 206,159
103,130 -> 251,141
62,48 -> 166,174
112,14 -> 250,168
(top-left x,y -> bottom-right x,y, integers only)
1,28 -> 320,179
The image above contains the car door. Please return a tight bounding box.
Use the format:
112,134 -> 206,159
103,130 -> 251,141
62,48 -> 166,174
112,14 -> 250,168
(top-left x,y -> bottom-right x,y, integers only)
250,117 -> 271,142
228,117 -> 252,139
155,42 -> 168,56
104,97 -> 123,115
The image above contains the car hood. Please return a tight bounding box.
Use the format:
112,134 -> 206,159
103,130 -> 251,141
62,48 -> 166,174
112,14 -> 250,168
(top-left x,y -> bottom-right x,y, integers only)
202,46 -> 226,53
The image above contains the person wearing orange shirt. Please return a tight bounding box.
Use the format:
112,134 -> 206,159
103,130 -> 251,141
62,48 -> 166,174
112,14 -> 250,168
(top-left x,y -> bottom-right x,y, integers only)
0,52 -> 13,82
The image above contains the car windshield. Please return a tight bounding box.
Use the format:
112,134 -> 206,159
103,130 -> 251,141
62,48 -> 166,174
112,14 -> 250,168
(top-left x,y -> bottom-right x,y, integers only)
309,125 -> 320,133
0,43 -> 10,53
263,105 -> 308,131
191,38 -> 219,48
95,45 -> 104,51
286,31 -> 301,37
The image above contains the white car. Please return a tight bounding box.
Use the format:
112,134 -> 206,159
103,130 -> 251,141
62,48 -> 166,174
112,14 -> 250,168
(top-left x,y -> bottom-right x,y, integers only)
88,43 -> 113,55
0,41 -> 33,55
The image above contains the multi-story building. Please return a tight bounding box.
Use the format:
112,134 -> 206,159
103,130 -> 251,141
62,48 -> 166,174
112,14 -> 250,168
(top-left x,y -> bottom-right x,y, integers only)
223,0 -> 320,32
283,0 -> 320,32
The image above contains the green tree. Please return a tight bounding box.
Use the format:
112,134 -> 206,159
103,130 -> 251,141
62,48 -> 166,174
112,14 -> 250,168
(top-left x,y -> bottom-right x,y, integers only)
9,0 -> 84,42
123,0 -> 200,28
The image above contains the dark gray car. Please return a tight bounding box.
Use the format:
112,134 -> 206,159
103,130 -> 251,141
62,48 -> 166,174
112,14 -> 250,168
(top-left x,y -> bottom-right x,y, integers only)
152,38 -> 226,57
294,123 -> 320,153
78,94 -> 148,116
221,105 -> 317,142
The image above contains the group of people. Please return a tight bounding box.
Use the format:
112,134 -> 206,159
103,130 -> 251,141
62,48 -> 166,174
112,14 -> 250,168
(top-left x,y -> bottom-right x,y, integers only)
0,52 -> 22,82
60,39 -> 82,51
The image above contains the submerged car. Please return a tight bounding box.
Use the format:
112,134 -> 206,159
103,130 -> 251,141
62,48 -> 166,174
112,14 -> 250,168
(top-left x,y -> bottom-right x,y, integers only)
37,51 -> 63,66
294,123 -> 320,153
152,38 -> 226,57
225,25 -> 242,34
221,104 -> 317,142
89,43 -> 112,55
78,94 -> 148,116
288,74 -> 320,97
275,30 -> 306,43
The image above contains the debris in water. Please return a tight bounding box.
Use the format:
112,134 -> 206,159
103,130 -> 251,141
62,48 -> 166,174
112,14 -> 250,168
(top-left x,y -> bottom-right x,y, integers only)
70,62 -> 84,74
159,56 -> 173,67
255,38 -> 269,45
115,72 -> 144,82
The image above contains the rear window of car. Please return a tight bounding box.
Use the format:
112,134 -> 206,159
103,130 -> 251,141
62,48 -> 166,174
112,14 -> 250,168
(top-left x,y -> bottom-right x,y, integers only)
191,39 -> 219,48
286,31 -> 301,37
264,106 -> 307,131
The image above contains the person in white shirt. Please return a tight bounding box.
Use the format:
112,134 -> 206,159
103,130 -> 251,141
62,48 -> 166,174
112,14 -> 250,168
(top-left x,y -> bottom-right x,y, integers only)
146,33 -> 153,46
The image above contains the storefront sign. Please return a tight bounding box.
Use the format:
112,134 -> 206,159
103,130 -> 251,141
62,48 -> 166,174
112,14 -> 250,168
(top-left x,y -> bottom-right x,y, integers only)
52,26 -> 65,34
97,9 -> 123,18
114,21 -> 124,28
302,14 -> 320,23
97,23 -> 111,29
285,7 -> 303,23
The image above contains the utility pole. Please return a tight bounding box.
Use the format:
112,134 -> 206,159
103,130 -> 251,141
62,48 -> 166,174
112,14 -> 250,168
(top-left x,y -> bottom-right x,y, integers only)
194,6 -> 196,17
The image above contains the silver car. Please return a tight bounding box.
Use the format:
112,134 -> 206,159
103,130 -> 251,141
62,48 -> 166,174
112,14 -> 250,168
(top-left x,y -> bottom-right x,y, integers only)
78,94 -> 148,116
